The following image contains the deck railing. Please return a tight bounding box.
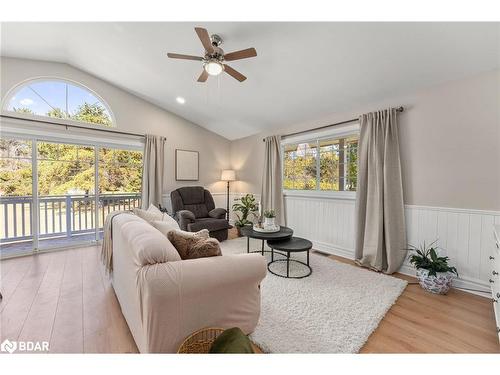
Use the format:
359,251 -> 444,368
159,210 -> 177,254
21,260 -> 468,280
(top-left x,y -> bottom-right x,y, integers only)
0,193 -> 141,243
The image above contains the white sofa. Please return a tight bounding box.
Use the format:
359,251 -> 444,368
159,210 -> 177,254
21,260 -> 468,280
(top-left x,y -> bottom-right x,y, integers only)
111,214 -> 267,353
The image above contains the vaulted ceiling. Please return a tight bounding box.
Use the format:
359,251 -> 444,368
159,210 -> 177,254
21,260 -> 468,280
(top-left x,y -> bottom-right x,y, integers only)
1,22 -> 498,139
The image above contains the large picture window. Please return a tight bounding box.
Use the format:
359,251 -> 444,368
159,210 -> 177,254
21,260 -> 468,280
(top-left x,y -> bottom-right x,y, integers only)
283,133 -> 359,192
0,137 -> 143,258
3,79 -> 114,127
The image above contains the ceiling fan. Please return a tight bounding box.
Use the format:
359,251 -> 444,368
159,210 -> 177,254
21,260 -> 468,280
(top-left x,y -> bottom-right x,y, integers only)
167,27 -> 257,82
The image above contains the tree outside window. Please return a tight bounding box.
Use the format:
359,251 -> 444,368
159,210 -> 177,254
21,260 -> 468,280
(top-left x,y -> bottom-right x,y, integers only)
283,134 -> 358,192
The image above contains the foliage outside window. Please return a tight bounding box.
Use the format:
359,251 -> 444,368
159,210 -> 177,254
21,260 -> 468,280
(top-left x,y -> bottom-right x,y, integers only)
0,139 -> 143,197
0,138 -> 33,196
283,134 -> 358,192
5,79 -> 114,127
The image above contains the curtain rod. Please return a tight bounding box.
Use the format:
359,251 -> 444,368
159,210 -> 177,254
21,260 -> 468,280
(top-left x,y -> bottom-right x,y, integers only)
0,114 -> 145,138
262,106 -> 404,142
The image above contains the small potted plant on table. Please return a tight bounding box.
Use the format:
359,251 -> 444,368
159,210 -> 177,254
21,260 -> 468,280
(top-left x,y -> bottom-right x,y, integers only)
263,209 -> 277,230
408,240 -> 458,295
232,194 -> 258,236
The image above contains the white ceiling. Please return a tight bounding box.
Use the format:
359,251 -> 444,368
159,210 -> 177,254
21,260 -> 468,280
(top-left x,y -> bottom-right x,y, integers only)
1,22 -> 498,140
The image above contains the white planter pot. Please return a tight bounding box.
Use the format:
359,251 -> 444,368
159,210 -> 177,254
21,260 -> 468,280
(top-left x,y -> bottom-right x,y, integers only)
263,217 -> 276,229
416,269 -> 455,295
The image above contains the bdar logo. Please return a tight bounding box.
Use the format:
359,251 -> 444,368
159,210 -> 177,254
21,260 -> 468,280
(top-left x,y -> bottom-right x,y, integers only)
1,339 -> 17,353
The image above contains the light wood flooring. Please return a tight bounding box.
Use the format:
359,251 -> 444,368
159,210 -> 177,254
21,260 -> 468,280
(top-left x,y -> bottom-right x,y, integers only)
1,231 -> 499,353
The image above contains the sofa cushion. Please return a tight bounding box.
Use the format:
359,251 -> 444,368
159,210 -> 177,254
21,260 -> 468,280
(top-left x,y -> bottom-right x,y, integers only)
188,218 -> 230,233
120,215 -> 181,265
178,186 -> 205,205
147,204 -> 163,215
133,205 -> 163,223
151,219 -> 180,237
167,229 -> 220,260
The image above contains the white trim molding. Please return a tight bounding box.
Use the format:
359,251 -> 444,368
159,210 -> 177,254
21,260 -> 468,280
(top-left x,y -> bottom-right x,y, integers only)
284,190 -> 356,201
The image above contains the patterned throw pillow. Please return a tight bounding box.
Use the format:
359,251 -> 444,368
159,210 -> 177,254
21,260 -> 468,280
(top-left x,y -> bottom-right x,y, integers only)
187,237 -> 222,260
167,229 -> 221,260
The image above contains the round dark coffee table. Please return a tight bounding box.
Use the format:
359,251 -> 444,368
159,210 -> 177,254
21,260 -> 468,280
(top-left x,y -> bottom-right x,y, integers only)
267,237 -> 313,278
239,225 -> 293,255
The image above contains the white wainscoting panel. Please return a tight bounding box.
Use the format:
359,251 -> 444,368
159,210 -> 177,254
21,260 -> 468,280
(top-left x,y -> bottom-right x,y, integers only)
285,194 -> 356,259
399,206 -> 500,292
283,194 -> 500,293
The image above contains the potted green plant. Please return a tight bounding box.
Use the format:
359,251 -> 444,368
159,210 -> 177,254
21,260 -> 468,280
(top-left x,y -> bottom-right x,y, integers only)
263,209 -> 276,229
407,240 -> 458,295
232,194 -> 258,236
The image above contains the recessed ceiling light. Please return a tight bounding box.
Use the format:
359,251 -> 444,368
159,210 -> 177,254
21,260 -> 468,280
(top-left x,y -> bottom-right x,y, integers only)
176,97 -> 186,104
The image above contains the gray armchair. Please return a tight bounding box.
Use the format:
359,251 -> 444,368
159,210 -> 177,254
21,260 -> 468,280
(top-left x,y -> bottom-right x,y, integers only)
170,186 -> 230,241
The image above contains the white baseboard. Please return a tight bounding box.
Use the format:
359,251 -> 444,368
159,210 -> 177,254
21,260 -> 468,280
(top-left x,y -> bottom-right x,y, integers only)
397,264 -> 491,297
312,240 -> 354,259
311,239 -> 491,297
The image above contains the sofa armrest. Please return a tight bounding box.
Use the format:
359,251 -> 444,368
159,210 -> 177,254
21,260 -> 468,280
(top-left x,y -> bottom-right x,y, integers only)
176,209 -> 195,230
208,207 -> 227,219
137,254 -> 267,352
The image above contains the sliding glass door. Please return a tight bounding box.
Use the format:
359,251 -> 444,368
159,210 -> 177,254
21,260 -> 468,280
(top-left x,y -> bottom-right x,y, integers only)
37,141 -> 97,250
0,137 -> 34,257
0,136 -> 142,257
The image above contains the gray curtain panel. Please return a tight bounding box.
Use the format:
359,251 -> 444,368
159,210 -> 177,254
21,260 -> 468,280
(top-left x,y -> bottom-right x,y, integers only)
354,108 -> 406,274
141,134 -> 166,209
261,135 -> 285,225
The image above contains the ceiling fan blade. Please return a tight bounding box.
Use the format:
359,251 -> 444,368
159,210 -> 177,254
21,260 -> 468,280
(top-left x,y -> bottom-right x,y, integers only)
197,70 -> 209,82
167,53 -> 203,61
195,27 -> 214,54
224,65 -> 247,82
223,48 -> 257,61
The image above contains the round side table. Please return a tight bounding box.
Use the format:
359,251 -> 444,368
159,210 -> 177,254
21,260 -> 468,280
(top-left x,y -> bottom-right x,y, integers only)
267,237 -> 313,279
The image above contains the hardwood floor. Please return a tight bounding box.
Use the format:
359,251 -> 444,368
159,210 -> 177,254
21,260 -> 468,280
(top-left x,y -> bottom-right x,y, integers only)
0,246 -> 137,353
1,240 -> 498,353
326,254 -> 500,353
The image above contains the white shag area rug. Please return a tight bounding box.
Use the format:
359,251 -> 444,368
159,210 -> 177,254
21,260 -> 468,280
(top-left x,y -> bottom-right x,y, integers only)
220,237 -> 407,353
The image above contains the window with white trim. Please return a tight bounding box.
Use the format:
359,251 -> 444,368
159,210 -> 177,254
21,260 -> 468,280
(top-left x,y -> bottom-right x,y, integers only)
283,133 -> 359,192
3,79 -> 114,127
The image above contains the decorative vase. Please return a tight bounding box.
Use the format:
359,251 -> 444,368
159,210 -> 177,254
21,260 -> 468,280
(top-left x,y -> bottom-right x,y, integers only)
416,269 -> 454,295
263,217 -> 275,229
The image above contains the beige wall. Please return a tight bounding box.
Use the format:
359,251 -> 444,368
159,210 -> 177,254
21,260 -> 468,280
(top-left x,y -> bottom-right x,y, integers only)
230,69 -> 500,211
0,57 -> 231,195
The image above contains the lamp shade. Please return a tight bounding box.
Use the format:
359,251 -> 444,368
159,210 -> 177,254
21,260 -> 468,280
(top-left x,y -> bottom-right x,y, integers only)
221,169 -> 236,181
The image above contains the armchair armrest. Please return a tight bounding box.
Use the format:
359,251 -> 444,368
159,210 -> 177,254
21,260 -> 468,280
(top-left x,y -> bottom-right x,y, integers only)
208,207 -> 227,219
138,254 -> 267,352
176,209 -> 195,230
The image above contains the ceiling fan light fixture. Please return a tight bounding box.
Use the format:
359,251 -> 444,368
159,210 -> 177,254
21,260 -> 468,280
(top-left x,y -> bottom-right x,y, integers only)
204,60 -> 224,76
167,27 -> 256,83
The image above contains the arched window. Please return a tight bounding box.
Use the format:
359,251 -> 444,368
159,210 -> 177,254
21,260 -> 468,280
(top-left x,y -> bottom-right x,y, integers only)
3,78 -> 115,127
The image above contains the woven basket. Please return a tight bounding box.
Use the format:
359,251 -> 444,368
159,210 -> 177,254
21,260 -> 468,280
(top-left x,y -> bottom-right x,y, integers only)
177,327 -> 225,354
